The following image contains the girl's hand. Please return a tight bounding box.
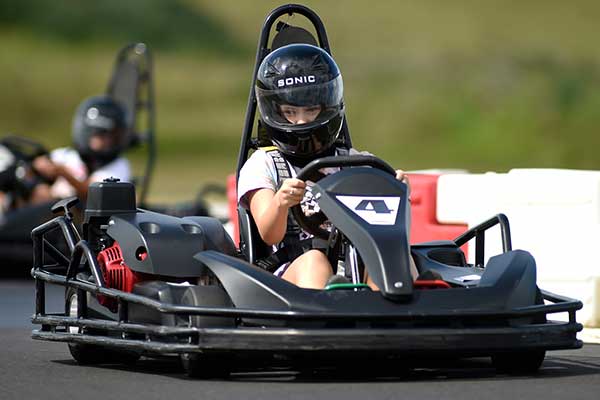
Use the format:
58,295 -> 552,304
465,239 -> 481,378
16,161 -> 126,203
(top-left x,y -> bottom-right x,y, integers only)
33,156 -> 60,180
275,178 -> 306,208
395,169 -> 409,184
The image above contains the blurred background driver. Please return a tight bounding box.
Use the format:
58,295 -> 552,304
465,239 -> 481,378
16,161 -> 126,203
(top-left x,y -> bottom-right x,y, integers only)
30,95 -> 131,204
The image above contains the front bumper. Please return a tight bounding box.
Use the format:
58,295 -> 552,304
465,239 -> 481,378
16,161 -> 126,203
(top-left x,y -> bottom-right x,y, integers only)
32,315 -> 582,355
31,269 -> 583,356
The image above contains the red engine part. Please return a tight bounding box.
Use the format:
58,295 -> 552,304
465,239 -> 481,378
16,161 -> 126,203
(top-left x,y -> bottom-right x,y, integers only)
413,279 -> 452,290
97,242 -> 140,309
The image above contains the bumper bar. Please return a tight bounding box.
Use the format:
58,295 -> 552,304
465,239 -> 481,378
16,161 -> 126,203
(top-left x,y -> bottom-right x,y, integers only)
32,318 -> 582,353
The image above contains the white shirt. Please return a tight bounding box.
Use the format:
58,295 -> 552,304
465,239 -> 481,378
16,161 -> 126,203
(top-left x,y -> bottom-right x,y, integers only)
237,149 -> 282,208
49,147 -> 131,198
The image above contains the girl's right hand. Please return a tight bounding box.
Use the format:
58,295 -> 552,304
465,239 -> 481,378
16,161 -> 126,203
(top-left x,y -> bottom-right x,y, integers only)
32,156 -> 59,180
275,178 -> 306,208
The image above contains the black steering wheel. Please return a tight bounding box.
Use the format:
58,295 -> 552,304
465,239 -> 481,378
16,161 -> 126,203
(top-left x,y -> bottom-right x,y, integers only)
0,136 -> 52,203
290,154 -> 397,240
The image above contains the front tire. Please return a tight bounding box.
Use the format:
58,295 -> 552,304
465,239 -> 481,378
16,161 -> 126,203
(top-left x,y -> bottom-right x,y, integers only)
65,287 -> 140,365
492,287 -> 547,374
492,350 -> 546,375
178,285 -> 234,378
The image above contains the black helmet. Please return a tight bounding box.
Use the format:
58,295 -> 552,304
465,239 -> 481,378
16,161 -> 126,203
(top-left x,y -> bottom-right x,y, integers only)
255,44 -> 344,158
72,95 -> 128,168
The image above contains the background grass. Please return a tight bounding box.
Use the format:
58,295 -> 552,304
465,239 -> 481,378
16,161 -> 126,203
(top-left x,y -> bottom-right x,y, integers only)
1,0 -> 599,202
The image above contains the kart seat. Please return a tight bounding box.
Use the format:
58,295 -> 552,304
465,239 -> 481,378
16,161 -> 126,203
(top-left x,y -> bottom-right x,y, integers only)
410,241 -> 470,283
271,21 -> 318,49
237,205 -> 272,265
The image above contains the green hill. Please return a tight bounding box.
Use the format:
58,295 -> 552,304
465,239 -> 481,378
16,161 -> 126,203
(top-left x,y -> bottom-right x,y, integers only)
1,0 -> 599,201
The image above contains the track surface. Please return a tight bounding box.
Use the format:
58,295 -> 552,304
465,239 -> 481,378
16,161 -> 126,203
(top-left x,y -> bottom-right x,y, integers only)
1,279 -> 599,400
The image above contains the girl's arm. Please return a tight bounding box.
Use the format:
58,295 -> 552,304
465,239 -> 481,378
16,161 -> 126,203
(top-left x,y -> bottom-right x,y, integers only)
248,178 -> 306,245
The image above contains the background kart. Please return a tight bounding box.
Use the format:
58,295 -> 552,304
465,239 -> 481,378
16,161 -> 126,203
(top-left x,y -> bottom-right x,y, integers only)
31,4 -> 582,378
0,43 -> 218,272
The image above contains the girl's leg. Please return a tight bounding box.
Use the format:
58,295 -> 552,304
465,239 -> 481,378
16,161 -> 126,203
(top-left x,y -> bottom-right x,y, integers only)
281,249 -> 333,289
365,255 -> 419,290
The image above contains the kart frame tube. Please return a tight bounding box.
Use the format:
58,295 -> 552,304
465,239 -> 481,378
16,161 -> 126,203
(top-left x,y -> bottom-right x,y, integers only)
454,214 -> 512,268
106,43 -> 156,206
31,315 -> 582,354
32,268 -> 582,322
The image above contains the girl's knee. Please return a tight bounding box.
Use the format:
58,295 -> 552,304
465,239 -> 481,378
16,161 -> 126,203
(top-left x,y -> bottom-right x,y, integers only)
286,250 -> 332,289
303,250 -> 331,272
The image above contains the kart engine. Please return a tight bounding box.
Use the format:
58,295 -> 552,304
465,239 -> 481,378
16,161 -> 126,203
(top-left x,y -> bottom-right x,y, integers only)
98,242 -> 140,293
84,178 -> 141,310
96,242 -> 145,310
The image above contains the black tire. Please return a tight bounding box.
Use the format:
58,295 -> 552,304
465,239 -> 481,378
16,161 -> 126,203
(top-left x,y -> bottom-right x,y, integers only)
492,286 -> 547,375
178,285 -> 234,378
65,287 -> 140,365
491,350 -> 546,375
180,352 -> 231,379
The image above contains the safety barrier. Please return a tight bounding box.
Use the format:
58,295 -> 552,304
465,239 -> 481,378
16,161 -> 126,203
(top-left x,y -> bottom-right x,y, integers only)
407,173 -> 468,253
437,168 -> 600,327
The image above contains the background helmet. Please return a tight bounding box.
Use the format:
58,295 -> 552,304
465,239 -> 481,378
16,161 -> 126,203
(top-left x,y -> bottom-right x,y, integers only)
255,44 -> 344,158
72,95 -> 128,168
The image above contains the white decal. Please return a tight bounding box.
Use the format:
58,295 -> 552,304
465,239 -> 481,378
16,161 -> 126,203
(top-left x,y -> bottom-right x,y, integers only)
336,195 -> 401,225
455,274 -> 481,282
277,75 -> 316,87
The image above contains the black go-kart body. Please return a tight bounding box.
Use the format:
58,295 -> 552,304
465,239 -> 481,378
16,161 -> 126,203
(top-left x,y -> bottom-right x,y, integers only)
31,162 -> 582,376
31,4 -> 582,377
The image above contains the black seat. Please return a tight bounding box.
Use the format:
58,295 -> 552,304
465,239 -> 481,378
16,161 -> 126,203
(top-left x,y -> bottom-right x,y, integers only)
237,206 -> 272,264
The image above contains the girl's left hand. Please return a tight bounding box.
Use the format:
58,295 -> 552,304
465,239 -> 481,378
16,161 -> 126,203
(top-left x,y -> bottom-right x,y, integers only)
395,169 -> 409,184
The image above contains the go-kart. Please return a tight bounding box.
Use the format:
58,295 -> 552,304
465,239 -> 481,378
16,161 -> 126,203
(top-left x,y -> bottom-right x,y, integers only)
1,43 -> 213,272
30,4 -> 582,378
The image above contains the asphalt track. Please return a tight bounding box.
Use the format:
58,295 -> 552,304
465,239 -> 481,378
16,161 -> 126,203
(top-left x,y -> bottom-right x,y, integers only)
1,279 -> 599,400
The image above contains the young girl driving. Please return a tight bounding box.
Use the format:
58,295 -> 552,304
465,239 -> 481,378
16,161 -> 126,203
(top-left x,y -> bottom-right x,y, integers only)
238,44 -> 417,289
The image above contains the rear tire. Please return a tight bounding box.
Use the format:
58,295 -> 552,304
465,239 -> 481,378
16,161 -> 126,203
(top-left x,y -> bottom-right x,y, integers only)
492,350 -> 546,375
65,287 -> 140,365
178,285 -> 234,378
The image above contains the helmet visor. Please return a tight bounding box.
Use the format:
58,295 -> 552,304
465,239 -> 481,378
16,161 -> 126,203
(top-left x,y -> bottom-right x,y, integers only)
256,75 -> 343,130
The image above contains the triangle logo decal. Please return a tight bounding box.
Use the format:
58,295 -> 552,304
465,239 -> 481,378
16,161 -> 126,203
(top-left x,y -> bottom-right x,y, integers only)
335,195 -> 401,225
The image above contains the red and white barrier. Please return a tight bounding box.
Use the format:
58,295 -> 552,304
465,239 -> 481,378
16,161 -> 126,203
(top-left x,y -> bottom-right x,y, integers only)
405,173 -> 468,252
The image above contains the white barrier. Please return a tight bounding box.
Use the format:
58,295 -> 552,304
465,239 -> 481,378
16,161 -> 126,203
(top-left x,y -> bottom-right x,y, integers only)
437,168 -> 600,327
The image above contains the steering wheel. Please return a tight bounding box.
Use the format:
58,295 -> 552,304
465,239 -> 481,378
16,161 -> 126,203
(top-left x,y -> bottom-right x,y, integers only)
0,136 -> 52,203
290,154 -> 397,240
